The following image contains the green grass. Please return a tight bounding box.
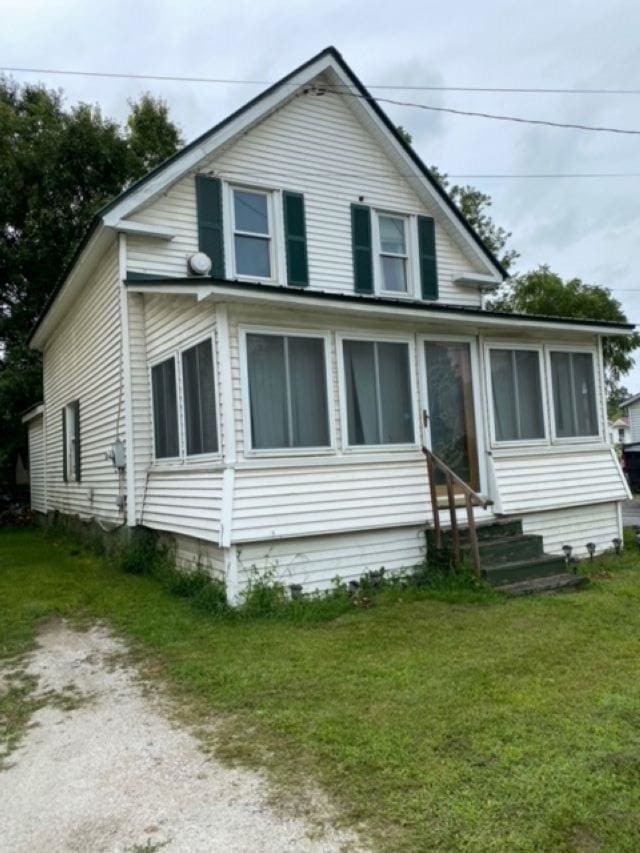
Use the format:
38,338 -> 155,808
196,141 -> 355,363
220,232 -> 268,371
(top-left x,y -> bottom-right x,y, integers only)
2,528 -> 640,850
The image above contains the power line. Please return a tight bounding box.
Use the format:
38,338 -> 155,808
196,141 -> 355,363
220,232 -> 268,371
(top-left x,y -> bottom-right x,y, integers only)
313,87 -> 640,136
3,65 -> 640,95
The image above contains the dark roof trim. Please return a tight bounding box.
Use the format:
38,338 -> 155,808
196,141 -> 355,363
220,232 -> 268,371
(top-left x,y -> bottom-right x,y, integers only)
124,275 -> 635,331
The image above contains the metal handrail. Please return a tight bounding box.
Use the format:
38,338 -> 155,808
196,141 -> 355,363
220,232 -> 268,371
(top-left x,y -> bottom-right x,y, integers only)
422,446 -> 493,576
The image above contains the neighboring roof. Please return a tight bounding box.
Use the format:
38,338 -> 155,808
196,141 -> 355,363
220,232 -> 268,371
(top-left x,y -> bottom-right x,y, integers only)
124,275 -> 636,333
622,394 -> 640,409
29,45 -> 507,346
610,417 -> 629,428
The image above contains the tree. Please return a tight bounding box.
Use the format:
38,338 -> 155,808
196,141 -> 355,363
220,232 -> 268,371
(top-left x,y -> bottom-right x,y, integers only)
0,79 -> 182,486
490,265 -> 640,396
394,126 -> 518,272
607,384 -> 630,420
429,167 -> 518,272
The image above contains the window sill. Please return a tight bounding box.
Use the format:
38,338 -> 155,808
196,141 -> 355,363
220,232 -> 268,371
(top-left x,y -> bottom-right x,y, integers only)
342,442 -> 419,454
490,441 -> 611,458
243,447 -> 337,460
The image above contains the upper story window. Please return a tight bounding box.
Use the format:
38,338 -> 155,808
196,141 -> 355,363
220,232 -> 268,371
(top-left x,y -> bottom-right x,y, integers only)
232,188 -> 272,279
377,213 -> 409,294
489,348 -> 545,443
549,351 -> 598,438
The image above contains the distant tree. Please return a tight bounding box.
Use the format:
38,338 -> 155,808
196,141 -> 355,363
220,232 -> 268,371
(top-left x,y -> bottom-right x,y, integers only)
607,384 -> 630,420
491,265 -> 640,395
0,78 -> 183,486
394,125 -> 518,272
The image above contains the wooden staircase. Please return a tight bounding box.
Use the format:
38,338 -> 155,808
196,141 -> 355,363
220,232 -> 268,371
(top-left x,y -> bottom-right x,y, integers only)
425,518 -> 588,595
423,448 -> 588,596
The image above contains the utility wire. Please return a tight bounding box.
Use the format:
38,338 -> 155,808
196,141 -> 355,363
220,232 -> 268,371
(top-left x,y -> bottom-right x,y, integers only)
3,65 -> 640,95
313,87 -> 640,135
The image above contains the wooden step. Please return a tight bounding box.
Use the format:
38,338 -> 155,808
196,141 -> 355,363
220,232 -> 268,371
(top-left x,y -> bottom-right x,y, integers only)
464,534 -> 544,568
483,554 -> 568,586
500,573 -> 589,597
426,518 -> 523,547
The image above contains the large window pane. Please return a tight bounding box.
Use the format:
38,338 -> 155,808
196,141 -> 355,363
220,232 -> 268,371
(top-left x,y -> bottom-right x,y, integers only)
377,342 -> 414,443
289,337 -> 330,447
344,341 -> 378,444
234,235 -> 270,277
234,190 -> 268,234
381,256 -> 407,292
246,333 -> 330,450
344,339 -> 414,445
550,351 -> 598,437
490,349 -> 544,442
151,358 -> 179,458
182,340 -> 218,455
247,334 -> 288,449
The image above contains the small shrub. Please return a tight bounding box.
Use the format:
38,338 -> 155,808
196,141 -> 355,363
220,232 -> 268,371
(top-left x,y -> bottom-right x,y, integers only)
240,567 -> 289,618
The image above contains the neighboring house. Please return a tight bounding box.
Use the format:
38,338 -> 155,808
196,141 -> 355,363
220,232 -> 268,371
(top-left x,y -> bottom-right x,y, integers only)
24,47 -> 632,599
608,417 -> 631,446
621,394 -> 640,443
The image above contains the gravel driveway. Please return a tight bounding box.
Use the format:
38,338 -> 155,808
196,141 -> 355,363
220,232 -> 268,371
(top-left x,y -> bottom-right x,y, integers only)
0,622 -> 360,853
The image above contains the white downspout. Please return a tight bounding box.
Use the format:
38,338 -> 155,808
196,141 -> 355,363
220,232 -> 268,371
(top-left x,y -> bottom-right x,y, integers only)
215,303 -> 239,603
118,233 -> 137,527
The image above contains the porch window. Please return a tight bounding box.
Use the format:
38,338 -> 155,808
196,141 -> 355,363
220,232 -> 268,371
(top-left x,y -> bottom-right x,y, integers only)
246,333 -> 330,449
377,214 -> 408,293
151,357 -> 180,458
549,351 -> 598,438
343,339 -> 414,445
181,339 -> 218,455
489,348 -> 545,442
233,188 -> 272,278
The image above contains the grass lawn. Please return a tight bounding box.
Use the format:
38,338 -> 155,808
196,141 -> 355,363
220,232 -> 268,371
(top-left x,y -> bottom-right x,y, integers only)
2,527 -> 640,851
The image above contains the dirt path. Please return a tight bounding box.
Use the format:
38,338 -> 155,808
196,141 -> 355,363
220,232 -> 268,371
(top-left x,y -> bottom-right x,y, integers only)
0,622 -> 360,853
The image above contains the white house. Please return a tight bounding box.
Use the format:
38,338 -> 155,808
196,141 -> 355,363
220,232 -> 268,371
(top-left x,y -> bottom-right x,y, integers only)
608,417 -> 631,446
23,47 -> 632,599
621,395 -> 640,443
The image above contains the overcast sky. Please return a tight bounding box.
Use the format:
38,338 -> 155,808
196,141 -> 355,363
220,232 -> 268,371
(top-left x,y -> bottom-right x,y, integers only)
4,0 -> 640,391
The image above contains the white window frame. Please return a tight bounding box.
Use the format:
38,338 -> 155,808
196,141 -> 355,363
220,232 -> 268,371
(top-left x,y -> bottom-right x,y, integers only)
544,344 -> 603,445
148,332 -> 222,466
484,342 -> 549,448
372,209 -> 418,298
337,330 -> 420,453
225,183 -> 283,284
239,325 -> 336,458
418,333 -> 488,495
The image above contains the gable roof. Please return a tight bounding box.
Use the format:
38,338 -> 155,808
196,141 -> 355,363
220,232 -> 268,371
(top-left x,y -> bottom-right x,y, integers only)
30,45 -> 507,346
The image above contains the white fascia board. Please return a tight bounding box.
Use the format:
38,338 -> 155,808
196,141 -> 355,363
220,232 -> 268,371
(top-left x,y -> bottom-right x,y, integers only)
126,281 -> 632,337
454,273 -> 502,291
30,225 -> 113,350
22,404 -> 44,423
113,220 -> 175,240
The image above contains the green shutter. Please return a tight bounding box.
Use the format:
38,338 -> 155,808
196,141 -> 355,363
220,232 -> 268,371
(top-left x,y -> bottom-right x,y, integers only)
73,400 -> 81,482
418,215 -> 438,300
283,191 -> 309,287
195,175 -> 224,279
351,204 -> 373,293
62,408 -> 67,483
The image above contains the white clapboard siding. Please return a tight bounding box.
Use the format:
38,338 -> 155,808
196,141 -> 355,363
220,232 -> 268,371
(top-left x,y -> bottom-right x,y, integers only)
232,461 -> 429,542
157,532 -> 226,581
492,449 -> 628,515
141,470 -> 223,542
627,400 -> 640,442
27,417 -> 46,513
127,85 -> 484,306
237,526 -> 426,591
43,243 -> 124,522
522,502 -> 620,557
127,292 -> 152,521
